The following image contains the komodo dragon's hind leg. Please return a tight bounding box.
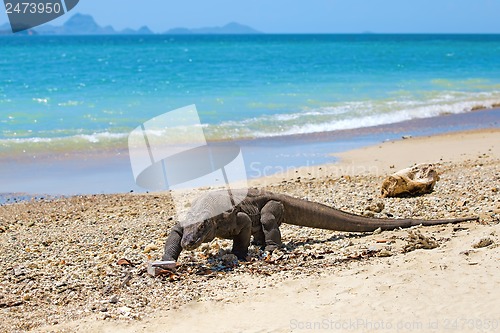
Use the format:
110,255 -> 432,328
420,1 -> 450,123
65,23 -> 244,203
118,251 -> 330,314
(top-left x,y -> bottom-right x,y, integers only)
261,200 -> 285,252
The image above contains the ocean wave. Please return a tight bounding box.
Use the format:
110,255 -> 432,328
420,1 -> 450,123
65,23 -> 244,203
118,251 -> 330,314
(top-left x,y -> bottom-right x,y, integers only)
0,132 -> 130,155
207,91 -> 500,138
2,91 -> 500,152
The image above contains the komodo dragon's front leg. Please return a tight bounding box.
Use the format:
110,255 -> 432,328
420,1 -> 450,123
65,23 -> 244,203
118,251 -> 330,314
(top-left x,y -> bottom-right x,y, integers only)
260,200 -> 285,252
161,223 -> 183,261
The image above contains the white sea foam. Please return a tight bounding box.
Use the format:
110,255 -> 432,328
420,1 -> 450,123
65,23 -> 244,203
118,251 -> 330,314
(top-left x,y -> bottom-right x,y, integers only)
211,91 -> 500,138
0,132 -> 129,146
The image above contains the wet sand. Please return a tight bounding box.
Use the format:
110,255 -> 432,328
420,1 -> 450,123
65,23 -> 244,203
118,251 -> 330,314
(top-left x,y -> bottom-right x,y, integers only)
1,108 -> 499,197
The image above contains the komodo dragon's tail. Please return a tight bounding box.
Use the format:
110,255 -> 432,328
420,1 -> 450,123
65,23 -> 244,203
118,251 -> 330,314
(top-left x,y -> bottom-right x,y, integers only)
271,193 -> 479,232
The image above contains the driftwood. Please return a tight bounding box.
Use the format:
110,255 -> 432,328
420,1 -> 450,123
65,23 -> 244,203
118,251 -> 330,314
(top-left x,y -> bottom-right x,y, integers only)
381,164 -> 439,198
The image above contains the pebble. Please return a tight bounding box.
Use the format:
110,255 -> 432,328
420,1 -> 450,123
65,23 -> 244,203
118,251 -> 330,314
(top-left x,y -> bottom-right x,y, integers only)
143,244 -> 159,253
109,295 -> 119,304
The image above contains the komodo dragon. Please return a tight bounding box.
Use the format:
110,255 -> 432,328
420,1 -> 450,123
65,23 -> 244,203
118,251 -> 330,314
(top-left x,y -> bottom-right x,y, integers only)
161,188 -> 478,262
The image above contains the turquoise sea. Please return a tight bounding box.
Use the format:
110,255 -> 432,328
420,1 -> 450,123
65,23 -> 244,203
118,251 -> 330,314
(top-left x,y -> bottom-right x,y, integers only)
1,34 -> 500,195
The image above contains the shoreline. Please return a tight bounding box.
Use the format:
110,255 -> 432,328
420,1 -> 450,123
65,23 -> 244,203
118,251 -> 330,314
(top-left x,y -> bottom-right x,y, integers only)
250,127 -> 500,185
1,107 -> 499,198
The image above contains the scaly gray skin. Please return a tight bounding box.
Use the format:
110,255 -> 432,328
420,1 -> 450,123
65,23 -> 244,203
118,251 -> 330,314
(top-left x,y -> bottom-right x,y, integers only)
162,188 -> 479,261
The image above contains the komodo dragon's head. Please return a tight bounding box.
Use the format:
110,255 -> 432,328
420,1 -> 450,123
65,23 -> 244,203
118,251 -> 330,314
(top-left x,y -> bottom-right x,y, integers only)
180,191 -> 241,251
179,209 -> 235,250
181,218 -> 217,250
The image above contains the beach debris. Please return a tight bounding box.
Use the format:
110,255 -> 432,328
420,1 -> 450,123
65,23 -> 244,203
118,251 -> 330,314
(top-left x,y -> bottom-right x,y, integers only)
365,201 -> 385,213
381,163 -> 439,198
0,300 -> 24,308
472,238 -> 494,249
117,258 -> 133,266
147,261 -> 177,277
403,230 -> 439,252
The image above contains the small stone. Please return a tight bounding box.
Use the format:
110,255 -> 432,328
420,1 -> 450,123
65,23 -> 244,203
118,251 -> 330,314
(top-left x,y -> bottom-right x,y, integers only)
372,227 -> 382,235
363,211 -> 375,218
12,265 -> 28,277
143,244 -> 159,253
100,306 -> 108,312
221,254 -> 239,267
109,295 -> 119,304
118,306 -> 132,317
378,249 -> 392,257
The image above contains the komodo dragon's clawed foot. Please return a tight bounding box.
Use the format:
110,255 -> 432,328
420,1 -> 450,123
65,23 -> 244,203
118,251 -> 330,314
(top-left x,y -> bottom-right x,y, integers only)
232,250 -> 249,261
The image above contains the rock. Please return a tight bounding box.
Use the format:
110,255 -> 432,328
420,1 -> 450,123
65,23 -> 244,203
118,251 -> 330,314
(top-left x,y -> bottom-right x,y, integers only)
118,306 -> 132,317
378,249 -> 392,257
12,265 -> 28,277
221,254 -> 239,267
381,163 -> 440,198
109,295 -> 119,304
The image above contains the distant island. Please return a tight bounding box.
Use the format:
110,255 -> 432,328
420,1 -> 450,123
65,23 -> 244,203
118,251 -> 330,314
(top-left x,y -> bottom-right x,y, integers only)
0,13 -> 261,35
165,22 -> 261,34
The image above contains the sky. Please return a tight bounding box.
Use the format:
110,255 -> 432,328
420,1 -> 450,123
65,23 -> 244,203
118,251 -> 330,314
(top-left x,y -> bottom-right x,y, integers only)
1,0 -> 500,33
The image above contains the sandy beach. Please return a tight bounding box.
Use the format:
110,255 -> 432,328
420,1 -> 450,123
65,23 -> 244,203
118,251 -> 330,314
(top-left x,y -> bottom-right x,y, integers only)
0,128 -> 499,333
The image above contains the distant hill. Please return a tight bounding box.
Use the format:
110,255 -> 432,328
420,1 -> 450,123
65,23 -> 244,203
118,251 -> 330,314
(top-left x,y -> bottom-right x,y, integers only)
35,13 -> 116,35
0,14 -> 260,35
0,14 -> 153,35
165,22 -> 261,34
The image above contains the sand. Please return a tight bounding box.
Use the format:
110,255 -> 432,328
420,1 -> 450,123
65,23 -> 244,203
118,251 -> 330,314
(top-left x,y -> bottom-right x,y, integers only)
1,128 -> 499,333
